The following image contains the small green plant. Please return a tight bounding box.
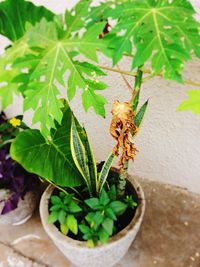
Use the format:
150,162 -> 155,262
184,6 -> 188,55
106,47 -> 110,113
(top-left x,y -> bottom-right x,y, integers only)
80,187 -> 134,246
48,186 -> 136,247
48,192 -> 82,235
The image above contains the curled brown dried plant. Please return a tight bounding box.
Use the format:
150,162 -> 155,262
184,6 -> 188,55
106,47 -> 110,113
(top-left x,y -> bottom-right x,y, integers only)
110,100 -> 138,167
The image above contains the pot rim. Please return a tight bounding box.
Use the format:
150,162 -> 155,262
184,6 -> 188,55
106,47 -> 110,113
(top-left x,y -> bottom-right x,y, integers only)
40,170 -> 145,251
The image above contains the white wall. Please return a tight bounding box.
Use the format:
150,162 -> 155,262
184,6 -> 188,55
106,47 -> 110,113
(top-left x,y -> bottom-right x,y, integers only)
1,0 -> 200,193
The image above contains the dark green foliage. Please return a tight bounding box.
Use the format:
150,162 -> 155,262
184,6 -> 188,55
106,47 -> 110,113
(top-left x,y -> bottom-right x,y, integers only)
0,0 -> 54,41
79,187 -> 131,246
48,185 -> 138,247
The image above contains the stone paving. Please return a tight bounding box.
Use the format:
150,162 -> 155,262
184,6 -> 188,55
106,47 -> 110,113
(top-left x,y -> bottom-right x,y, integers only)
0,177 -> 200,267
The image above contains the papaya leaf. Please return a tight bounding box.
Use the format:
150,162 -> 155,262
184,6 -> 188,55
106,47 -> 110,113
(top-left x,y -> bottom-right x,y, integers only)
178,90 -> 200,114
12,18 -> 108,138
0,37 -> 32,109
65,0 -> 93,37
98,153 -> 115,193
104,0 -> 200,82
70,22 -> 109,62
10,105 -> 84,188
0,0 -> 54,41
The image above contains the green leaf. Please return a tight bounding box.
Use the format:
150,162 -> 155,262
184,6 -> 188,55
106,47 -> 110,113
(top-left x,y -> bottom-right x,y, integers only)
14,18 -> 108,137
70,117 -> 92,195
50,204 -> 62,212
98,153 -> 115,193
48,211 -> 58,224
82,89 -> 107,118
79,224 -> 90,234
108,185 -> 117,201
105,207 -> 117,221
51,196 -> 62,205
60,224 -> 69,236
102,218 -> 114,235
71,22 -> 108,62
10,105 -> 84,187
87,239 -> 95,248
66,215 -> 78,235
134,100 -> 148,129
105,0 -> 199,81
63,195 -> 73,205
109,201 -> 127,216
0,0 -> 54,41
65,0 -> 92,37
85,198 -> 101,210
98,228 -> 110,244
86,211 -> 104,229
58,210 -> 66,225
83,128 -> 98,195
99,189 -> 110,206
68,202 -> 82,213
178,90 -> 200,114
0,38 -> 30,109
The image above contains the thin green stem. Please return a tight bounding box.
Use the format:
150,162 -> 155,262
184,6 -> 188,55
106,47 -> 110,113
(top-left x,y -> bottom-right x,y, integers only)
45,178 -> 82,202
117,67 -> 143,197
97,64 -> 137,77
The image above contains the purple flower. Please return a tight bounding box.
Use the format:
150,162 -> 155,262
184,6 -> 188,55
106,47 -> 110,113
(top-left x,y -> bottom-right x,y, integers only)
0,149 -> 39,215
0,112 -> 38,215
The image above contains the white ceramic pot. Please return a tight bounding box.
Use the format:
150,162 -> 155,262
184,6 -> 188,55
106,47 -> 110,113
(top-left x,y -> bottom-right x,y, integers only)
0,189 -> 37,225
40,174 -> 145,267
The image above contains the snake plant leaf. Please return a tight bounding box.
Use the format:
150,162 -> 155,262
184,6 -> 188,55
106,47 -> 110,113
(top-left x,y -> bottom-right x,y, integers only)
134,100 -> 148,129
104,0 -> 200,82
70,117 -> 92,196
98,153 -> 115,193
0,0 -> 54,41
178,90 -> 200,114
10,105 -> 84,188
83,128 -> 98,194
12,18 -> 108,138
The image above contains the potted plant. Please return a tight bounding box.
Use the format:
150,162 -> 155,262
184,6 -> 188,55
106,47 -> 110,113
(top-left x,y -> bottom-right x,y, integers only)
0,112 -> 39,225
0,0 -> 199,266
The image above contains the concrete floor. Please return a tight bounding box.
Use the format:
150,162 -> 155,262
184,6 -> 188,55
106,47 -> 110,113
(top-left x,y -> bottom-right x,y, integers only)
0,177 -> 200,267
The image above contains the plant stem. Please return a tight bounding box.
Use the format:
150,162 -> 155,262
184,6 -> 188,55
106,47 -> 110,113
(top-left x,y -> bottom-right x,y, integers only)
117,67 -> 143,197
117,160 -> 129,196
97,65 -> 137,77
45,178 -> 82,202
97,64 -> 200,87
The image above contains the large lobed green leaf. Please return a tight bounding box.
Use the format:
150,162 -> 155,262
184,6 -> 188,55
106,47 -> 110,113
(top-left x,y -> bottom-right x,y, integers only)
0,38 -> 30,108
0,0 -> 54,41
102,0 -> 200,82
6,18 -> 108,138
10,105 -> 84,187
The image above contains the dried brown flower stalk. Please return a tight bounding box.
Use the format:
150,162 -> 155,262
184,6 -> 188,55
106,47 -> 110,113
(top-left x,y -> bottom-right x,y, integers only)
110,100 -> 138,167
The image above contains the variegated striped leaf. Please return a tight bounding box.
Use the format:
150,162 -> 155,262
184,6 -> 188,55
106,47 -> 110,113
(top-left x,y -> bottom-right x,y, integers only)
70,117 -> 92,196
98,153 -> 115,194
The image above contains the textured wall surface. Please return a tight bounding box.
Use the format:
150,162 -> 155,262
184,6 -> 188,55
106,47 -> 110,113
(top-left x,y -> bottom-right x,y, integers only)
0,0 -> 200,193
